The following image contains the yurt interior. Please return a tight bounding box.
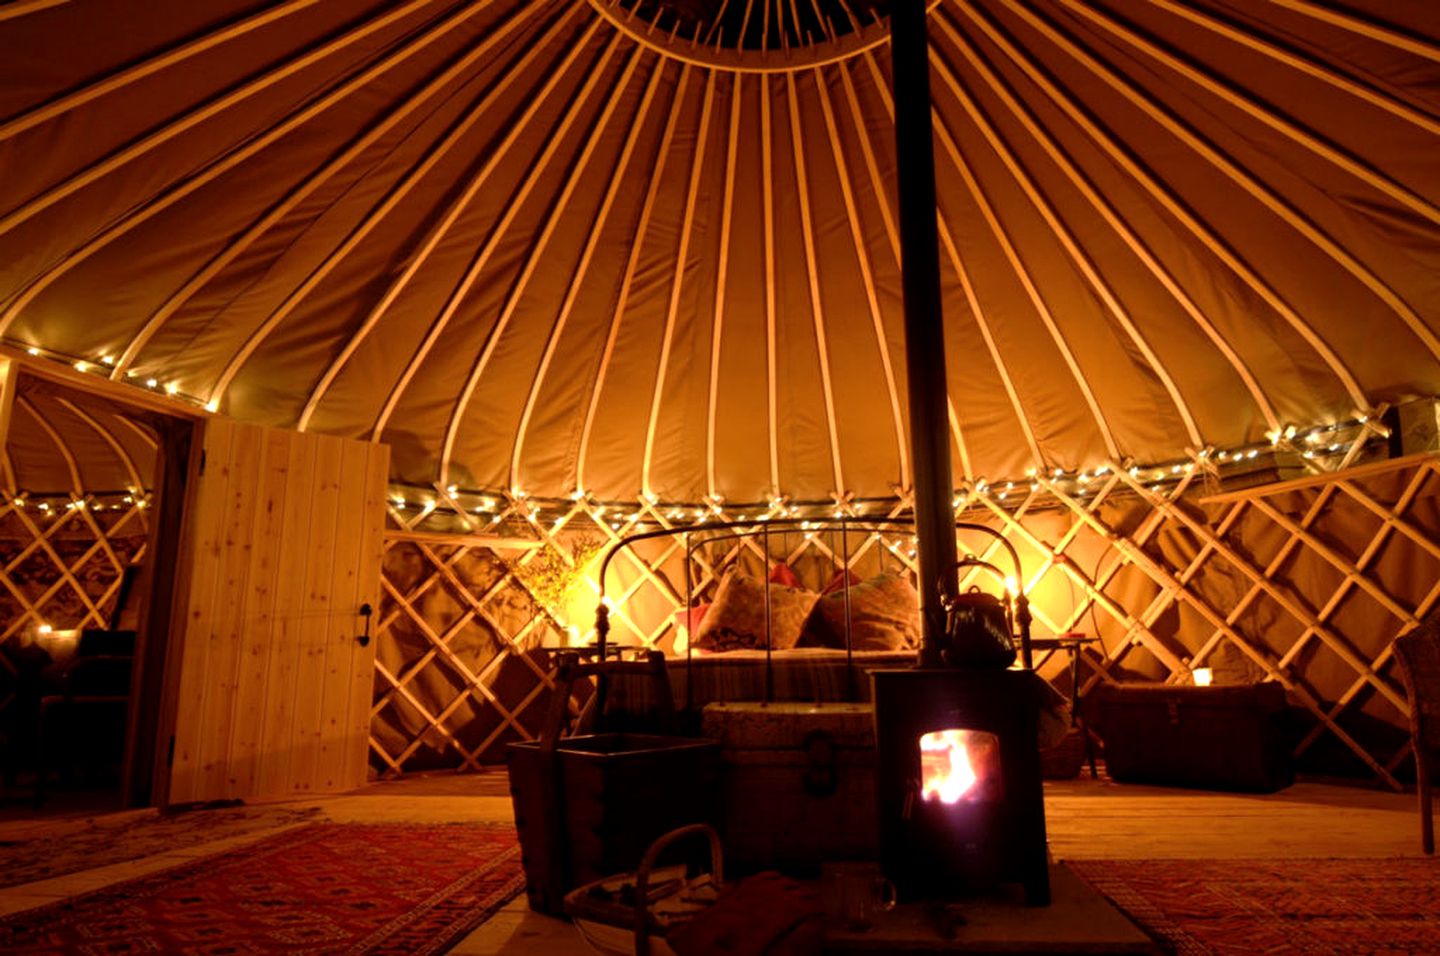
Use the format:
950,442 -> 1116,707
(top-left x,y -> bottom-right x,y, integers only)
0,0 -> 1437,953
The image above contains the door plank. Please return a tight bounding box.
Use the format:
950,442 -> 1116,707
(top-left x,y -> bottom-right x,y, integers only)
168,418 -> 237,804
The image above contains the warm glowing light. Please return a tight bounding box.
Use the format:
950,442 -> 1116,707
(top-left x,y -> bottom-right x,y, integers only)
74,360 -> 89,372
164,382 -> 179,395
1003,575 -> 1019,596
919,729 -> 1001,805
146,378 -> 158,388
204,399 -> 219,413
100,355 -> 115,365
26,347 -> 39,356
1193,667 -> 1214,687
37,623 -> 52,635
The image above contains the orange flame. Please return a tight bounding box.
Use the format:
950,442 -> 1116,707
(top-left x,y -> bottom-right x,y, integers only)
919,729 -> 996,805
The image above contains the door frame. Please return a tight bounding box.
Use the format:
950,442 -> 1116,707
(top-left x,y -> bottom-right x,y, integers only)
0,348 -> 204,808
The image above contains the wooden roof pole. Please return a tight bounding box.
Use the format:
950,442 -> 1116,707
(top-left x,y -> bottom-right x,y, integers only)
890,0 -> 955,665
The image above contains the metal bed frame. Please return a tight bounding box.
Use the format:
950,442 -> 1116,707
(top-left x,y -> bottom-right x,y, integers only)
588,517 -> 1036,722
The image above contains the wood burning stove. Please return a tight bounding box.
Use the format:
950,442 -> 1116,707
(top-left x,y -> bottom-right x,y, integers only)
871,526 -> 1052,906
872,669 -> 1050,904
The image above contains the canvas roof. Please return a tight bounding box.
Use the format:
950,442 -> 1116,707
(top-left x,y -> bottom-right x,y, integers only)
0,0 -> 1436,505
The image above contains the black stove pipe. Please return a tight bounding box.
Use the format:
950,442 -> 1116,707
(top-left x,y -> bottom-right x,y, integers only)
890,0 -> 958,667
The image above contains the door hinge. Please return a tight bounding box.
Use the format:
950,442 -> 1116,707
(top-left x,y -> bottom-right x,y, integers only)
198,449 -> 206,476
167,735 -> 176,767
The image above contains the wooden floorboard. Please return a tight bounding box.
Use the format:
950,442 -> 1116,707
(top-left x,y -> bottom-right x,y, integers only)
334,769 -> 1421,860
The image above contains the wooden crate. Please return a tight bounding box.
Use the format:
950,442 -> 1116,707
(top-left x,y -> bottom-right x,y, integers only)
507,733 -> 720,915
702,702 -> 878,875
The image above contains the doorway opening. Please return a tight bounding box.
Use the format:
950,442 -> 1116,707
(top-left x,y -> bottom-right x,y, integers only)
0,371 -> 193,818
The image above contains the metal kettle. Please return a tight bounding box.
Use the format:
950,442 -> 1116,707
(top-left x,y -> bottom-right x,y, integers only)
940,569 -> 1017,670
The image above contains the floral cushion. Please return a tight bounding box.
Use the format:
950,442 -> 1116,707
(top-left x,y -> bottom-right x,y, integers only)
693,570 -> 820,652
811,572 -> 921,651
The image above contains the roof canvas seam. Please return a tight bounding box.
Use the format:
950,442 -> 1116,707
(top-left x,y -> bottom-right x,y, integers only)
0,0 -> 453,242
205,3 -> 547,407
368,12 -> 608,440
762,73 -> 781,495
859,48 -> 1043,470
969,0 -> 1371,409
706,72 -> 743,500
814,60 -> 910,487
930,20 -> 1204,449
298,1 -> 579,431
1059,0 -> 1440,228
508,48 -> 668,497
0,0 -> 478,335
933,7 -> 1281,432
0,0 -> 327,143
1148,0 -> 1440,136
437,29 -> 634,487
784,71 -> 847,497
1264,0 -> 1440,63
131,2 -> 529,397
1052,0 -> 1440,360
642,70 -> 718,500
55,395 -> 145,494
924,59 -> 1125,460
17,393 -> 81,494
576,62 -> 695,496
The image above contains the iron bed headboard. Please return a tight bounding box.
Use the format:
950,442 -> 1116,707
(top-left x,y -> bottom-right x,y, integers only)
589,517 -> 1033,720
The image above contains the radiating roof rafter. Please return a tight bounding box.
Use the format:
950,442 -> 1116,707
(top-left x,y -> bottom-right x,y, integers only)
0,0 -> 1433,504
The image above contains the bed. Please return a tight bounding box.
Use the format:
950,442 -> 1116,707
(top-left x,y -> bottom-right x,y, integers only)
585,518 -> 1047,730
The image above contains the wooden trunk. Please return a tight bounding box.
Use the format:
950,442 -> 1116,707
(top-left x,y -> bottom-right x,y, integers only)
1093,683 -> 1293,792
701,702 -> 878,875
507,733 -> 720,915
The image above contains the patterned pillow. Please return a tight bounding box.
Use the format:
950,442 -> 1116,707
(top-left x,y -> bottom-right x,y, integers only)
693,570 -> 819,652
812,572 -> 921,651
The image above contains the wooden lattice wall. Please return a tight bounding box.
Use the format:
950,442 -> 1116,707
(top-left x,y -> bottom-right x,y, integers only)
0,497 -> 149,723
0,378 -> 156,743
370,454 -> 1440,788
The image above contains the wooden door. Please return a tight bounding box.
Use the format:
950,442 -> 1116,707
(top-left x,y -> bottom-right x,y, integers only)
163,417 -> 388,803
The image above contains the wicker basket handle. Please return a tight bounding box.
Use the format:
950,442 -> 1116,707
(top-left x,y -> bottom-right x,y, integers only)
633,824 -> 724,956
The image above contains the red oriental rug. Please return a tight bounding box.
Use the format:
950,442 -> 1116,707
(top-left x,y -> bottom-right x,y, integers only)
1069,857 -> 1440,955
0,822 -> 524,954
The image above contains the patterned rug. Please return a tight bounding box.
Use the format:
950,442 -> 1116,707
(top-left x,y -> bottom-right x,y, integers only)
0,822 -> 525,954
1069,857 -> 1440,955
0,803 -> 324,889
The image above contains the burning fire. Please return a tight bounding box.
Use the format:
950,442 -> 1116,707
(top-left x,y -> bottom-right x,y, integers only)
919,729 -> 999,805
